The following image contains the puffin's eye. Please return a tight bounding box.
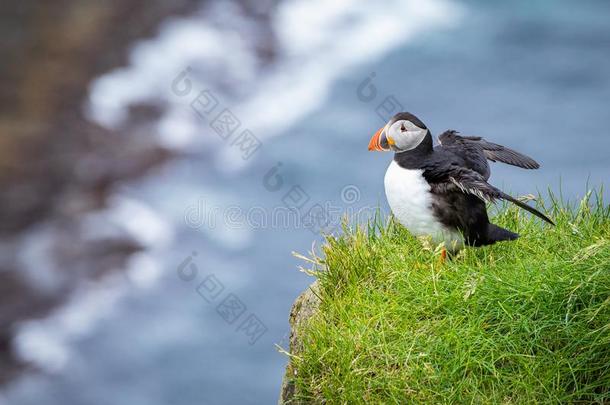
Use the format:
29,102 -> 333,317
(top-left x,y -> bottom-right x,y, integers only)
400,124 -> 406,132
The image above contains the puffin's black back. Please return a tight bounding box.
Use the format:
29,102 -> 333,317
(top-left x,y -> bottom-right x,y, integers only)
430,190 -> 518,247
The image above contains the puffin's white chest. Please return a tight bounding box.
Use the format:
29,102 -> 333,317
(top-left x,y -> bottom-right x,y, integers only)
384,161 -> 463,247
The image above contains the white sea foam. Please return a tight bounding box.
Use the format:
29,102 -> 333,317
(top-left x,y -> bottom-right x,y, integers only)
87,15 -> 255,129
13,195 -> 175,371
14,276 -> 125,373
87,0 -> 462,172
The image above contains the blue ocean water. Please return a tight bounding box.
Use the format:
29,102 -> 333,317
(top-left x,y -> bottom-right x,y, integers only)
5,1 -> 609,404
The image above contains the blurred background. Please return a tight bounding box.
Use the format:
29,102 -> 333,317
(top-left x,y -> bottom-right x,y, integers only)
0,0 -> 608,403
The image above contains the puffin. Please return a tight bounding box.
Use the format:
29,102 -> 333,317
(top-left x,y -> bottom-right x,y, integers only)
368,112 -> 553,258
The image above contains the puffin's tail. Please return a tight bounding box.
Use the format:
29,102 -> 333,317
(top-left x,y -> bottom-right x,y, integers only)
487,223 -> 519,243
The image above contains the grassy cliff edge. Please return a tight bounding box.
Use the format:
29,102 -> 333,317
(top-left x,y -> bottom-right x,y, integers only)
281,192 -> 609,404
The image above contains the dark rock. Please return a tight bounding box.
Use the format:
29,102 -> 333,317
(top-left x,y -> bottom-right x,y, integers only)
0,0 -> 199,385
279,281 -> 320,405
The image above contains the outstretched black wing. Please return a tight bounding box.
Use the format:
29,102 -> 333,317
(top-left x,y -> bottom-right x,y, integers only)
438,130 -> 540,179
426,164 -> 555,225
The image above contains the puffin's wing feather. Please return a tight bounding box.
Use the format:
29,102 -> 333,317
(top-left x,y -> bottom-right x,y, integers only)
437,130 -> 490,179
479,141 -> 540,169
429,166 -> 554,225
439,130 -> 540,170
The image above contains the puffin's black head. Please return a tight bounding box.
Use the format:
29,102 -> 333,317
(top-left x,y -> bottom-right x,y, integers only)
368,112 -> 429,152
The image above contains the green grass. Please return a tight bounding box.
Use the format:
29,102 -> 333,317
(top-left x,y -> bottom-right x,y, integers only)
291,191 -> 610,404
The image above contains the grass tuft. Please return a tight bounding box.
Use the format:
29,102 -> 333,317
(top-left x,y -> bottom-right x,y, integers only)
291,191 -> 610,403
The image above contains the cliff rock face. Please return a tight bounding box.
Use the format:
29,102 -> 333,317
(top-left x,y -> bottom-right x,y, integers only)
0,0 -> 198,384
279,281 -> 320,405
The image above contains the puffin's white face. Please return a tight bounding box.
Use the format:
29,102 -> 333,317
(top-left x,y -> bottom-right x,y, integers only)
385,120 -> 428,152
368,119 -> 428,152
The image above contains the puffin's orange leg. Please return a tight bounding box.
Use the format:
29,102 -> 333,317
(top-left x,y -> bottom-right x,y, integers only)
438,247 -> 447,265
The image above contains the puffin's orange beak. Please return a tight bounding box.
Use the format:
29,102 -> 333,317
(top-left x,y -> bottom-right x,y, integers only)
368,127 -> 385,151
